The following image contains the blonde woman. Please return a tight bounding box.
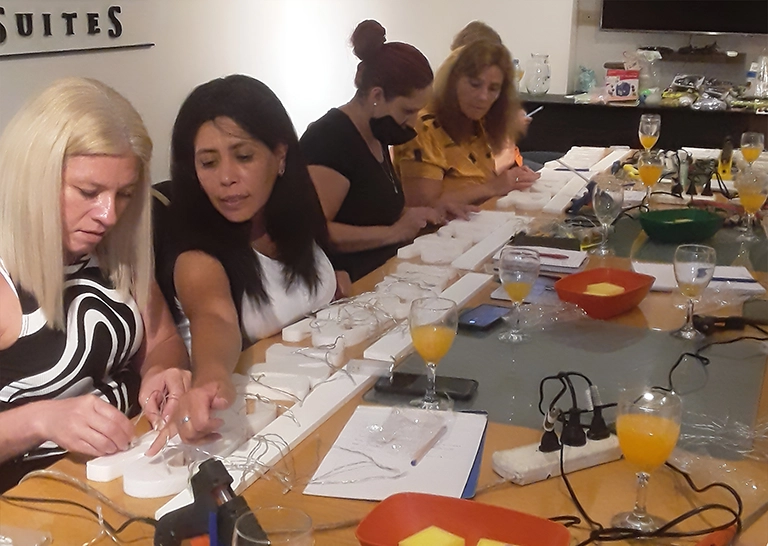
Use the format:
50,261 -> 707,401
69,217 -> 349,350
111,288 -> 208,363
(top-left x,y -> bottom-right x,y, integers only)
0,78 -> 190,489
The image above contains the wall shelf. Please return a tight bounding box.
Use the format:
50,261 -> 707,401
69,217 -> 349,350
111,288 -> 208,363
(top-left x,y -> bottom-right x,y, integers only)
660,52 -> 744,64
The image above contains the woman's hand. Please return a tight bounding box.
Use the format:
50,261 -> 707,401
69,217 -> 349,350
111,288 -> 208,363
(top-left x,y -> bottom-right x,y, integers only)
333,270 -> 352,300
145,378 -> 235,456
393,206 -> 443,242
139,367 -> 192,431
488,165 -> 541,195
508,165 -> 540,190
437,202 -> 480,221
36,395 -> 134,457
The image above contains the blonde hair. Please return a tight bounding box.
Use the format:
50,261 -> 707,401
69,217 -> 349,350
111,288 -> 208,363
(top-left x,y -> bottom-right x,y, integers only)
0,77 -> 153,329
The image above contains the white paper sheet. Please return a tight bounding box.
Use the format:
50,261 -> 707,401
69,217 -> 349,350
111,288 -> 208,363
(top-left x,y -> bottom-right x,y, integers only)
632,262 -> 766,295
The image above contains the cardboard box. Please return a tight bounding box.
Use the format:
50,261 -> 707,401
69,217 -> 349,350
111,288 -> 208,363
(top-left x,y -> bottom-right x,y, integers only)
605,69 -> 639,101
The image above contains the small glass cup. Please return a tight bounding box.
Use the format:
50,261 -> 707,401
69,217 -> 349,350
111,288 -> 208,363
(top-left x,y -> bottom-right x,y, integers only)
233,506 -> 314,546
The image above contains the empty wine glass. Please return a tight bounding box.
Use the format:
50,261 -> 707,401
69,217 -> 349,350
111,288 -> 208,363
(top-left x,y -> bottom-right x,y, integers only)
233,507 -> 314,545
740,131 -> 764,168
637,151 -> 663,210
409,297 -> 458,411
498,247 -> 540,343
672,244 -> 716,340
591,175 -> 625,255
612,386 -> 682,533
734,169 -> 768,242
638,113 -> 661,151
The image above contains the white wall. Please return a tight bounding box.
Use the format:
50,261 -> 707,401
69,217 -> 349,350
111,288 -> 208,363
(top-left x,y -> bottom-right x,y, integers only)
0,0 -> 577,183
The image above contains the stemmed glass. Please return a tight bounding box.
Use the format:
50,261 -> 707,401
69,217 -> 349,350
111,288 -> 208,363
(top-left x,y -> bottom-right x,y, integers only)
591,176 -> 625,255
638,152 -> 663,209
734,170 -> 767,242
638,113 -> 661,152
233,507 -> 314,545
408,297 -> 458,411
498,247 -> 540,343
740,131 -> 764,169
612,386 -> 682,533
672,244 -> 716,340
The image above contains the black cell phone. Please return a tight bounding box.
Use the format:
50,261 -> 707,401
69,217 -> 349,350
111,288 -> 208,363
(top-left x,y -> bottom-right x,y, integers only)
374,373 -> 478,400
458,304 -> 510,330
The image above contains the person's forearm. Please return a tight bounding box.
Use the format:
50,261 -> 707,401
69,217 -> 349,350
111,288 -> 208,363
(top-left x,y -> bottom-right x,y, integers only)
328,221 -> 404,253
438,180 -> 496,207
140,335 -> 189,378
0,402 -> 46,463
188,315 -> 242,388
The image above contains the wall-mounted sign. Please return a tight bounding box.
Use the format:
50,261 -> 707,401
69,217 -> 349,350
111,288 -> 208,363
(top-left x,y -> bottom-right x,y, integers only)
0,1 -> 153,59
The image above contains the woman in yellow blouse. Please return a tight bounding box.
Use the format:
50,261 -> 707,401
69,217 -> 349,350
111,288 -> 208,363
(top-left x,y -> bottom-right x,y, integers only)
394,36 -> 539,207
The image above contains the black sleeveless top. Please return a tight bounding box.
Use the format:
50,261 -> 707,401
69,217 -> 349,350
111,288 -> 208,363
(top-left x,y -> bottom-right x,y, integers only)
0,256 -> 143,413
300,108 -> 405,281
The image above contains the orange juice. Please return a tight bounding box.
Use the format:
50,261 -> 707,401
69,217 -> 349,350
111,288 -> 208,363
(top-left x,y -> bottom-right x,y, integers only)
411,325 -> 456,364
741,146 -> 762,164
740,192 -> 767,214
639,134 -> 658,151
617,413 -> 680,473
638,163 -> 662,187
503,281 -> 533,303
678,281 -> 705,298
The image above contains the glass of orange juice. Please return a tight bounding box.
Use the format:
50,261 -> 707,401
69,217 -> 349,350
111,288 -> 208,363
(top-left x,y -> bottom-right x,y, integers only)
497,247 -> 540,343
637,151 -> 663,209
672,244 -> 716,340
408,297 -> 458,410
612,386 -> 682,533
638,113 -> 661,151
740,131 -> 764,167
734,169 -> 767,241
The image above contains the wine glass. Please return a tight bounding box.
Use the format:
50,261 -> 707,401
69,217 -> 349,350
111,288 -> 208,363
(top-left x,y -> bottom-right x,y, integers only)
638,113 -> 661,151
498,247 -> 540,343
740,131 -> 764,168
637,151 -> 663,209
591,176 -> 625,255
672,244 -> 716,340
233,507 -> 314,545
611,386 -> 682,533
408,297 -> 458,411
734,169 -> 768,242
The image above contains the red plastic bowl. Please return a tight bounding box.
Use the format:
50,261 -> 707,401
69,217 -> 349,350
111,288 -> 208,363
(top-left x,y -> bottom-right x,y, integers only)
553,267 -> 655,320
355,492 -> 570,546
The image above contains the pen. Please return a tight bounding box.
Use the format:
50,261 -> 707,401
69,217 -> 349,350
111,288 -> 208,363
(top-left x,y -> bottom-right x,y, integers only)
410,425 -> 448,466
711,277 -> 759,284
538,252 -> 569,260
526,105 -> 544,117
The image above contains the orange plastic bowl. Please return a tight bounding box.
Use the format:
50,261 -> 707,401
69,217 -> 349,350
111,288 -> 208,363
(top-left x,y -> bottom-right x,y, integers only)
355,492 -> 570,546
553,267 -> 655,320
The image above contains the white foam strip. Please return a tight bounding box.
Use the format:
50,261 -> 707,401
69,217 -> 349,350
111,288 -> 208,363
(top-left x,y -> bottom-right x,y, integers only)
451,219 -> 522,271
589,148 -> 631,174
440,272 -> 493,307
542,176 -> 588,214
281,317 -> 313,343
156,368 -> 374,520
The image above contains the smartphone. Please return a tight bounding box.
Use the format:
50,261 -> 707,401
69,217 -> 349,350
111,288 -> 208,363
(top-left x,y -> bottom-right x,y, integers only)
458,304 -> 510,330
374,373 -> 478,400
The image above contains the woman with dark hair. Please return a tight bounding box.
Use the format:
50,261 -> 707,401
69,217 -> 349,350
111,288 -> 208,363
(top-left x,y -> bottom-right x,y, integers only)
394,37 -> 540,207
300,20 -> 444,282
152,75 -> 336,446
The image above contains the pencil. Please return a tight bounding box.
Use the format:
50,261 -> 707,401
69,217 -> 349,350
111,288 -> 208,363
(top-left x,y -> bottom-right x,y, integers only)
410,425 -> 448,466
526,105 -> 544,117
538,252 -> 569,260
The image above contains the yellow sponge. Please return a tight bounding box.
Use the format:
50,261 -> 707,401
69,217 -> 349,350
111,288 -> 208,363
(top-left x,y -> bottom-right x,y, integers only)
584,282 -> 625,296
398,526 -> 464,546
476,540 -> 514,546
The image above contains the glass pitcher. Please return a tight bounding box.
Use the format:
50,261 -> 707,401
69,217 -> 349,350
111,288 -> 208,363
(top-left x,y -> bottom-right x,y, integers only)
525,53 -> 551,95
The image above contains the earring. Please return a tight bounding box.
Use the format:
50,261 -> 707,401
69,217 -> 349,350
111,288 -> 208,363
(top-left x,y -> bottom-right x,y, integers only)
373,102 -> 378,107
278,163 -> 285,176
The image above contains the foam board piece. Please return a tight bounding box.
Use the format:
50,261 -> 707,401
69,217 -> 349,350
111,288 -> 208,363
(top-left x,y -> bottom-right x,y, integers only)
86,431 -> 159,482
281,317 -> 313,343
541,176 -> 587,214
397,243 -> 420,259
238,372 -> 312,402
265,342 -> 345,369
589,148 -> 630,174
439,272 -> 493,307
247,361 -> 332,388
504,191 -> 551,211
451,219 -> 524,271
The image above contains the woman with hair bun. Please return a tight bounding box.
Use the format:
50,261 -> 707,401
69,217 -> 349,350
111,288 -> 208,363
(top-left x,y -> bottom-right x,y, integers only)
300,20 -> 444,282
394,23 -> 540,208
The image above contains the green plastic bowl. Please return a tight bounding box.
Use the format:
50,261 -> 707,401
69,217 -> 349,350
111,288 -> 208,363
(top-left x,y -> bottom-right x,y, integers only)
639,208 -> 722,243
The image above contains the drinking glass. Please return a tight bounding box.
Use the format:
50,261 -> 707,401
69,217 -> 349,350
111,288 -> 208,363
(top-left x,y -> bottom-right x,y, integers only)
740,131 -> 764,167
734,169 -> 768,242
672,244 -> 716,340
233,506 -> 314,545
638,113 -> 661,151
408,297 -> 458,410
637,151 -> 663,209
591,176 -> 625,255
611,386 -> 682,533
498,247 -> 540,343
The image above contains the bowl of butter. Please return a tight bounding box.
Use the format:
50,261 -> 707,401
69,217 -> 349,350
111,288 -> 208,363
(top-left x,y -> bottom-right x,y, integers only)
554,267 -> 655,319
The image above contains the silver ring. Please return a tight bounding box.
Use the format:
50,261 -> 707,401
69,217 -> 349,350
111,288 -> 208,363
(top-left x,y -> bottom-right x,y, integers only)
181,415 -> 191,424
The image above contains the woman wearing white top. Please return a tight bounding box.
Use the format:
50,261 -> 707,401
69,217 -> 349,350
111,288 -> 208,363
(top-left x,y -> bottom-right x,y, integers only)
151,75 -> 338,451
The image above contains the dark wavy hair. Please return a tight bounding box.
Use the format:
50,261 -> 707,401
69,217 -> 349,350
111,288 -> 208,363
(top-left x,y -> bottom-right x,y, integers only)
433,40 -> 519,152
161,75 -> 328,321
351,20 -> 433,100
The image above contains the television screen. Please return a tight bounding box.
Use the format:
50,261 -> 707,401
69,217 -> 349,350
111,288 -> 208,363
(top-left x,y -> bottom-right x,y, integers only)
601,0 -> 768,35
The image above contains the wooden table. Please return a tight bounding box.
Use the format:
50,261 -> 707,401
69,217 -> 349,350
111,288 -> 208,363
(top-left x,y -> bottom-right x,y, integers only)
2,244 -> 767,545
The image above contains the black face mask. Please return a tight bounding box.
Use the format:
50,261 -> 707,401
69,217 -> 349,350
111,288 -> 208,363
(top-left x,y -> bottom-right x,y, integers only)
369,115 -> 417,146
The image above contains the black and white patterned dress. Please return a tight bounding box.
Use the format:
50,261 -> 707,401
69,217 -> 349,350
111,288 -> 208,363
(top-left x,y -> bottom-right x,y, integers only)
0,256 -> 144,414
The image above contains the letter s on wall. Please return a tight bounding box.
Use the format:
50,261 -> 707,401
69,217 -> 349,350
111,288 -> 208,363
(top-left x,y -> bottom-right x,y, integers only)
108,5 -> 122,38
0,8 -> 6,44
